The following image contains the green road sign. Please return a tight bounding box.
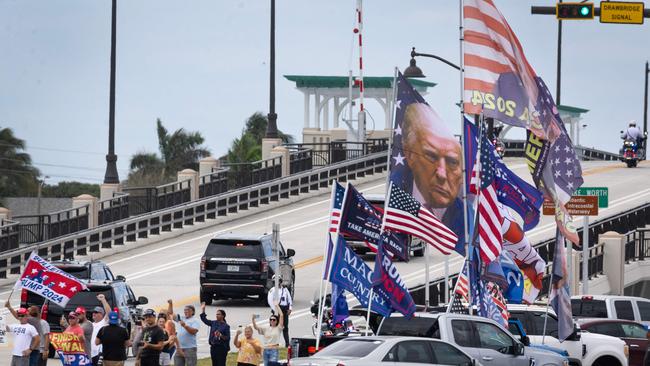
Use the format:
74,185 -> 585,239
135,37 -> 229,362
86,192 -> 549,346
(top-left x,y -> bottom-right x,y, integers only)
576,187 -> 608,208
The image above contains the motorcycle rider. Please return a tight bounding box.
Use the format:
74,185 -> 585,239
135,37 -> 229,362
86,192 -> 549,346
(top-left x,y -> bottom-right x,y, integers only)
620,120 -> 643,151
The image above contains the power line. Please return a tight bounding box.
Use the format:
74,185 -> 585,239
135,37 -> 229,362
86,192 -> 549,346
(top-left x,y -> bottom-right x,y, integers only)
0,141 -> 137,158
0,157 -> 128,173
0,168 -> 103,182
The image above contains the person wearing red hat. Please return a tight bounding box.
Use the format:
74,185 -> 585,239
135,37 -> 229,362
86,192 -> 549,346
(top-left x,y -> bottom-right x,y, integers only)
5,307 -> 40,366
62,312 -> 87,355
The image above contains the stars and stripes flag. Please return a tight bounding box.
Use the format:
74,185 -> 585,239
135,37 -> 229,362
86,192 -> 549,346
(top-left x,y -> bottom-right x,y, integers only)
329,181 -> 346,233
455,261 -> 470,303
383,182 -> 458,255
14,252 -> 88,307
474,122 -> 503,264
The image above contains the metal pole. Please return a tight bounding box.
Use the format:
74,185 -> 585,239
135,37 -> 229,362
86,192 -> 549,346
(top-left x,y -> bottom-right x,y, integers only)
365,288 -> 373,336
424,242 -> 430,310
444,255 -> 449,305
644,61 -> 648,144
356,0 -> 366,143
556,1 -> 563,105
265,0 -> 278,138
37,181 -> 42,216
103,0 -> 119,184
567,237 -> 573,295
273,223 -> 280,303
582,216 -> 589,294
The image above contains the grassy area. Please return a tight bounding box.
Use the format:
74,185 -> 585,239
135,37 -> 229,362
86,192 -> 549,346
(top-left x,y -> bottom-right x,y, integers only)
196,348 -> 287,366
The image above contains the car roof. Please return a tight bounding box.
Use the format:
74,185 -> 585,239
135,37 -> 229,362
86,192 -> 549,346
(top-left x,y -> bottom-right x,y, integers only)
575,318 -> 644,326
571,295 -> 650,302
362,193 -> 385,203
508,304 -> 557,315
337,335 -> 454,343
211,233 -> 269,241
50,259 -> 96,266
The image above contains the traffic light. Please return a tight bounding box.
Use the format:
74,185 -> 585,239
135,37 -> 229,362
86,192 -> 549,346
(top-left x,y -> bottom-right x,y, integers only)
556,2 -> 594,19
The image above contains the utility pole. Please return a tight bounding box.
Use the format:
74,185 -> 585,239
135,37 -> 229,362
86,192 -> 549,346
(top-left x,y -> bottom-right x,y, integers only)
644,61 -> 649,138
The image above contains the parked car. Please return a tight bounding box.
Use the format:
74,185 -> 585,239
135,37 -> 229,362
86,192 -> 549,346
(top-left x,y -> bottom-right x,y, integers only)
199,233 -> 295,304
572,295 -> 650,326
377,311 -> 569,366
576,318 -> 649,366
341,194 -> 425,257
508,304 -> 629,366
289,336 -> 477,366
21,259 -> 121,308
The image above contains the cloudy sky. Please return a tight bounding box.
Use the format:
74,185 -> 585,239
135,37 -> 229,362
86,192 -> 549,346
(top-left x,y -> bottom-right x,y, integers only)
1,0 -> 649,184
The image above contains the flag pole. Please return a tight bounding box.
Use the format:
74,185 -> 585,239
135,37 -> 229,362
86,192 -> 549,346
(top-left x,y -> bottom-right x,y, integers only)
365,288 -> 373,336
446,259 -> 467,313
542,230 -> 561,345
315,180 -> 339,349
458,0 -> 473,315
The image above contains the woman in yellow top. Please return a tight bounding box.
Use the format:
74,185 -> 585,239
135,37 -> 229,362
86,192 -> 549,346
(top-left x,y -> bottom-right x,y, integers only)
234,325 -> 262,366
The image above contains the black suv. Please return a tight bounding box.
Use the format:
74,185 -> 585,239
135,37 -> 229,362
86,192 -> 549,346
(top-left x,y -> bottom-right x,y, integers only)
200,233 -> 296,304
42,280 -> 147,337
343,194 -> 425,258
21,259 -> 121,308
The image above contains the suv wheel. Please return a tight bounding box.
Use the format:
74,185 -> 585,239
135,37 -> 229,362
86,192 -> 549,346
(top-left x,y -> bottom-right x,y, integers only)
200,288 -> 213,305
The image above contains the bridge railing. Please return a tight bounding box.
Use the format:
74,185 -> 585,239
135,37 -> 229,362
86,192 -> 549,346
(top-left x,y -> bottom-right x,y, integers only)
122,180 -> 192,216
502,140 -> 620,161
0,151 -> 388,277
12,206 -> 90,245
98,192 -> 130,226
284,138 -> 389,167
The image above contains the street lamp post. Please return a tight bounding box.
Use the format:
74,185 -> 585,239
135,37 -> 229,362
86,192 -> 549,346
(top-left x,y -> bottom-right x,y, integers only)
644,61 -> 649,138
103,0 -> 119,184
265,0 -> 279,139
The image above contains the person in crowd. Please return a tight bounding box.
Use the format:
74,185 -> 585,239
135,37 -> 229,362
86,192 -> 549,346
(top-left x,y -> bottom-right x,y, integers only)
5,307 -> 40,366
96,311 -> 131,366
157,313 -> 176,366
63,312 -> 86,355
267,275 -> 292,346
90,294 -> 111,366
136,309 -> 165,366
166,299 -> 200,366
234,325 -> 262,366
252,304 -> 284,366
76,307 -> 93,358
36,308 -> 49,366
200,302 -> 230,366
5,301 -> 43,366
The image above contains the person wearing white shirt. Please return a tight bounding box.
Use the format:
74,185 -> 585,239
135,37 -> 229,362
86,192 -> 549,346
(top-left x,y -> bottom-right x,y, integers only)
621,120 -> 643,145
6,308 -> 40,366
252,304 -> 284,366
90,294 -> 112,366
266,276 -> 292,346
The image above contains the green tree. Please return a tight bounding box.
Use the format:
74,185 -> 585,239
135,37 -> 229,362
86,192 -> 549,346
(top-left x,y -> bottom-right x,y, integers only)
0,127 -> 39,199
225,113 -> 294,164
127,119 -> 210,186
42,182 -> 100,198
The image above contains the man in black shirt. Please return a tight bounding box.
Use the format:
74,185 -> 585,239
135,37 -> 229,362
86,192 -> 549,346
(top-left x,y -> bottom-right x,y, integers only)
137,309 -> 165,366
95,311 -> 130,366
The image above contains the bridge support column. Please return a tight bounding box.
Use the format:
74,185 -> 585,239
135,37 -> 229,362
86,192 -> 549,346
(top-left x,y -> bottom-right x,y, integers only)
601,231 -> 626,295
178,169 -> 199,202
0,207 -> 11,221
262,138 -> 283,160
270,146 -> 290,177
73,194 -> 98,229
100,183 -> 121,201
199,157 -> 219,178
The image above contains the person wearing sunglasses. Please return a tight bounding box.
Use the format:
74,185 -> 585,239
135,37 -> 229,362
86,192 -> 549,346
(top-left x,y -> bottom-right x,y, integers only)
5,307 -> 40,366
252,304 -> 283,366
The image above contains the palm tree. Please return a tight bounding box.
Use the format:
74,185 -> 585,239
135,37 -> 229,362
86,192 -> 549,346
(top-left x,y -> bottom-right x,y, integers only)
127,119 -> 210,186
0,127 -> 39,198
224,113 -> 294,164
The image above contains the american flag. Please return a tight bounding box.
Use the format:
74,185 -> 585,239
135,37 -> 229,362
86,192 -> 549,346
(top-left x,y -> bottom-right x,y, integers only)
455,262 -> 470,303
383,183 -> 457,255
329,181 -> 345,233
476,123 -> 503,264
481,281 -> 509,328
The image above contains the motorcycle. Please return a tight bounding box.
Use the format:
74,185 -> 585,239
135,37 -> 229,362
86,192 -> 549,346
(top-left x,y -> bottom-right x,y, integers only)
492,138 -> 506,158
620,139 -> 639,168
310,295 -> 355,336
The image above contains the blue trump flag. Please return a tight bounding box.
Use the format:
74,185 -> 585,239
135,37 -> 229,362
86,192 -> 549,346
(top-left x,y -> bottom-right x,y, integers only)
371,241 -> 416,319
339,183 -> 409,261
331,283 -> 350,324
464,118 -> 543,231
326,236 -> 392,317
482,251 -> 524,304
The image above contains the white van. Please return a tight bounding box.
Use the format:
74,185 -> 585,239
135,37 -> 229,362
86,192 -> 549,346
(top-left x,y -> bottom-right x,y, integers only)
571,295 -> 650,326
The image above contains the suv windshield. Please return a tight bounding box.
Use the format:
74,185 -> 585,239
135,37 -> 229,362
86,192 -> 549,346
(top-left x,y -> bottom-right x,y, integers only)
58,266 -> 90,279
48,289 -> 114,314
315,339 -> 383,357
379,317 -> 440,338
572,299 -> 608,318
206,240 -> 263,258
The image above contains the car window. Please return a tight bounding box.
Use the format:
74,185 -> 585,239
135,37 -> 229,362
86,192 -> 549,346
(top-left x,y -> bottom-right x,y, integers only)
572,299 -> 608,318
278,242 -> 286,257
104,266 -> 115,281
379,317 -> 440,338
530,312 -> 558,337
621,323 -> 648,338
389,341 -> 434,363
637,301 -> 650,321
615,301 -> 635,320
261,239 -> 274,258
430,341 -> 472,366
112,283 -> 128,307
508,322 -> 523,340
476,322 -> 514,353
451,320 -> 475,347
316,339 -> 382,357
91,264 -> 106,280
588,323 -> 624,338
206,239 -> 264,258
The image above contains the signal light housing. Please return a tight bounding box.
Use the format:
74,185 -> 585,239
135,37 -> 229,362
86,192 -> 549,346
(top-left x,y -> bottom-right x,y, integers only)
556,2 -> 594,19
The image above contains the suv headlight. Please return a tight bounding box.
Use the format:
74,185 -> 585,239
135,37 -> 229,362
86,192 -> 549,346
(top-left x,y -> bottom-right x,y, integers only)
624,344 -> 629,358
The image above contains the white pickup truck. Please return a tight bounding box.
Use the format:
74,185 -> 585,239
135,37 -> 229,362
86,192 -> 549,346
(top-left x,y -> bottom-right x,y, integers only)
508,304 -> 629,366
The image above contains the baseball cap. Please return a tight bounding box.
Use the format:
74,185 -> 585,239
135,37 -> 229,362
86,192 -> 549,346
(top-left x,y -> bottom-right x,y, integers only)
143,309 -> 156,317
68,312 -> 78,319
108,311 -> 119,325
16,308 -> 29,316
75,306 -> 86,314
93,306 -> 105,314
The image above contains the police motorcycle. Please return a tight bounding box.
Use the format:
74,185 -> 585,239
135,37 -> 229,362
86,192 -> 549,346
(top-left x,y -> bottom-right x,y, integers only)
309,294 -> 356,337
619,131 -> 647,168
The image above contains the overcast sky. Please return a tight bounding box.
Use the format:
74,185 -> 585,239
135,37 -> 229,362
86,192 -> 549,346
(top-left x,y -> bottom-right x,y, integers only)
1,0 -> 649,184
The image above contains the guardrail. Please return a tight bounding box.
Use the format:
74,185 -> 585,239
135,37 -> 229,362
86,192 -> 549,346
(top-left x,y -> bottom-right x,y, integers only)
411,200 -> 650,306
98,193 -> 130,226
122,180 -> 192,216
284,138 -> 389,167
0,151 -> 388,277
12,206 -> 90,245
222,156 -> 282,189
502,139 -> 621,161
0,219 -> 19,253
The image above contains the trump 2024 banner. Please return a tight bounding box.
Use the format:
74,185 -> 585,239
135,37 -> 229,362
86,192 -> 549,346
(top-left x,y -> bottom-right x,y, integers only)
14,252 -> 87,307
50,333 -> 91,366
